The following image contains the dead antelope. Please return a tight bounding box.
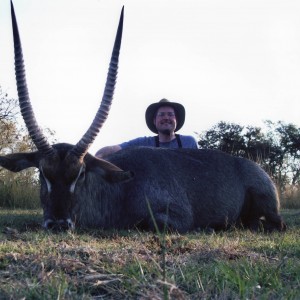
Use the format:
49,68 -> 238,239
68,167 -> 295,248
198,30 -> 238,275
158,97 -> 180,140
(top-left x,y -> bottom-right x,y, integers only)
0,1 -> 286,232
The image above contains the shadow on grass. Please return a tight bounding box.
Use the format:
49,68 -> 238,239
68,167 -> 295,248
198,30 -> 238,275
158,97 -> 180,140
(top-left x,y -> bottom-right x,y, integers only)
0,208 -> 42,232
0,208 -> 299,235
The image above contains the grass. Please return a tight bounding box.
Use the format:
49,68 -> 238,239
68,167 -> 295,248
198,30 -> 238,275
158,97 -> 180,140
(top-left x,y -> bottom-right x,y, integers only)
0,181 -> 39,209
0,209 -> 300,299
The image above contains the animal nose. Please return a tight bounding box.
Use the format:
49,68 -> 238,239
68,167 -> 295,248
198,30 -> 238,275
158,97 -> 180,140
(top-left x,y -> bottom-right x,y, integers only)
43,219 -> 74,231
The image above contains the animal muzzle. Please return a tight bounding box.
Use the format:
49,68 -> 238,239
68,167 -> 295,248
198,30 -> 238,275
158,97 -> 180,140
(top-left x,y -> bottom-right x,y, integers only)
43,218 -> 75,231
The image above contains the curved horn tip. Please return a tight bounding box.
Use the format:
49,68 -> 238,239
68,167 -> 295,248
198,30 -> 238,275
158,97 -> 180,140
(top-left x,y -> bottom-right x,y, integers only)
11,1 -> 15,17
121,6 -> 124,21
70,5 -> 125,158
11,1 -> 16,15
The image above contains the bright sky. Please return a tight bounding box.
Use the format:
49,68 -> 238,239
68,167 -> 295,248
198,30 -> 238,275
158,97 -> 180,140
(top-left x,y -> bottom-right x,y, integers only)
1,0 -> 300,154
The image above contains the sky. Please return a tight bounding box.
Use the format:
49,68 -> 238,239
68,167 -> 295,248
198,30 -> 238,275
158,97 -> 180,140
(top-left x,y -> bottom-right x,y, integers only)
1,0 -> 300,154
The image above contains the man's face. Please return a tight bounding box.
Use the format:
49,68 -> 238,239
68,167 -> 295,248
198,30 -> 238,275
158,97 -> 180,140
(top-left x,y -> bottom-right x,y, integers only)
153,106 -> 177,135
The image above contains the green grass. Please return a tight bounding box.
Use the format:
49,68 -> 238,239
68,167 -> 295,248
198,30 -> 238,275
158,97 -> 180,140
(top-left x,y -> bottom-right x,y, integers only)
0,209 -> 299,299
0,181 -> 39,209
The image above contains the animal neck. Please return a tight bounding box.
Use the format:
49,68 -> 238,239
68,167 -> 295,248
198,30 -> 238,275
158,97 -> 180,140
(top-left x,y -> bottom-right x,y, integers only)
73,176 -> 124,228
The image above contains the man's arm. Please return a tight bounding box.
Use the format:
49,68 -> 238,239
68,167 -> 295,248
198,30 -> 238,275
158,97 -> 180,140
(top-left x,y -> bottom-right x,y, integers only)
95,145 -> 122,158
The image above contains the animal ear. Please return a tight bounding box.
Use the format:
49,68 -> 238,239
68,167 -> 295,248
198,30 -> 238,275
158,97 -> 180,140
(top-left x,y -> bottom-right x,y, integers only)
105,170 -> 134,183
0,152 -> 41,172
85,154 -> 134,183
86,154 -> 124,172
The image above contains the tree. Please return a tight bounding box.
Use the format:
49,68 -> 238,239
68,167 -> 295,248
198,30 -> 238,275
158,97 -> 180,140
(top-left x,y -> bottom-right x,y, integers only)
197,121 -> 272,161
0,87 -> 19,123
198,121 -> 245,156
264,121 -> 300,187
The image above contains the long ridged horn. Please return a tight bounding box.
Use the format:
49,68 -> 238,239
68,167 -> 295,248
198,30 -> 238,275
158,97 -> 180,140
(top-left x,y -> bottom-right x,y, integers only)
71,7 -> 124,159
11,1 -> 55,156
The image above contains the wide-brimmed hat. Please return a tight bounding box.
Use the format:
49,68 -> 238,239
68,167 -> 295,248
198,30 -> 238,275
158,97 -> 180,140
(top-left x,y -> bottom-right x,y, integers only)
145,98 -> 185,133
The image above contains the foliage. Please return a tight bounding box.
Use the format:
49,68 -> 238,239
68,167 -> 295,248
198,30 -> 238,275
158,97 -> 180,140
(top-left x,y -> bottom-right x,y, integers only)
0,87 -> 19,123
0,87 -> 20,154
197,120 -> 300,195
0,209 -> 299,299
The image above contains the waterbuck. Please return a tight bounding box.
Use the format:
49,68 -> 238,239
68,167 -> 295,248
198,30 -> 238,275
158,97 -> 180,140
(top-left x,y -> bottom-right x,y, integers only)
0,2 -> 286,232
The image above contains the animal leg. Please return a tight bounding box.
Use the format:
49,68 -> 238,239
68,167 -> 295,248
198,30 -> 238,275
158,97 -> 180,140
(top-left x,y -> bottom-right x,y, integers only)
241,188 -> 286,232
262,212 -> 287,232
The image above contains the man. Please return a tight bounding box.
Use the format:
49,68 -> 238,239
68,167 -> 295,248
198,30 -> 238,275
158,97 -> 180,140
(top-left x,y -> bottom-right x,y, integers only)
95,98 -> 198,158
